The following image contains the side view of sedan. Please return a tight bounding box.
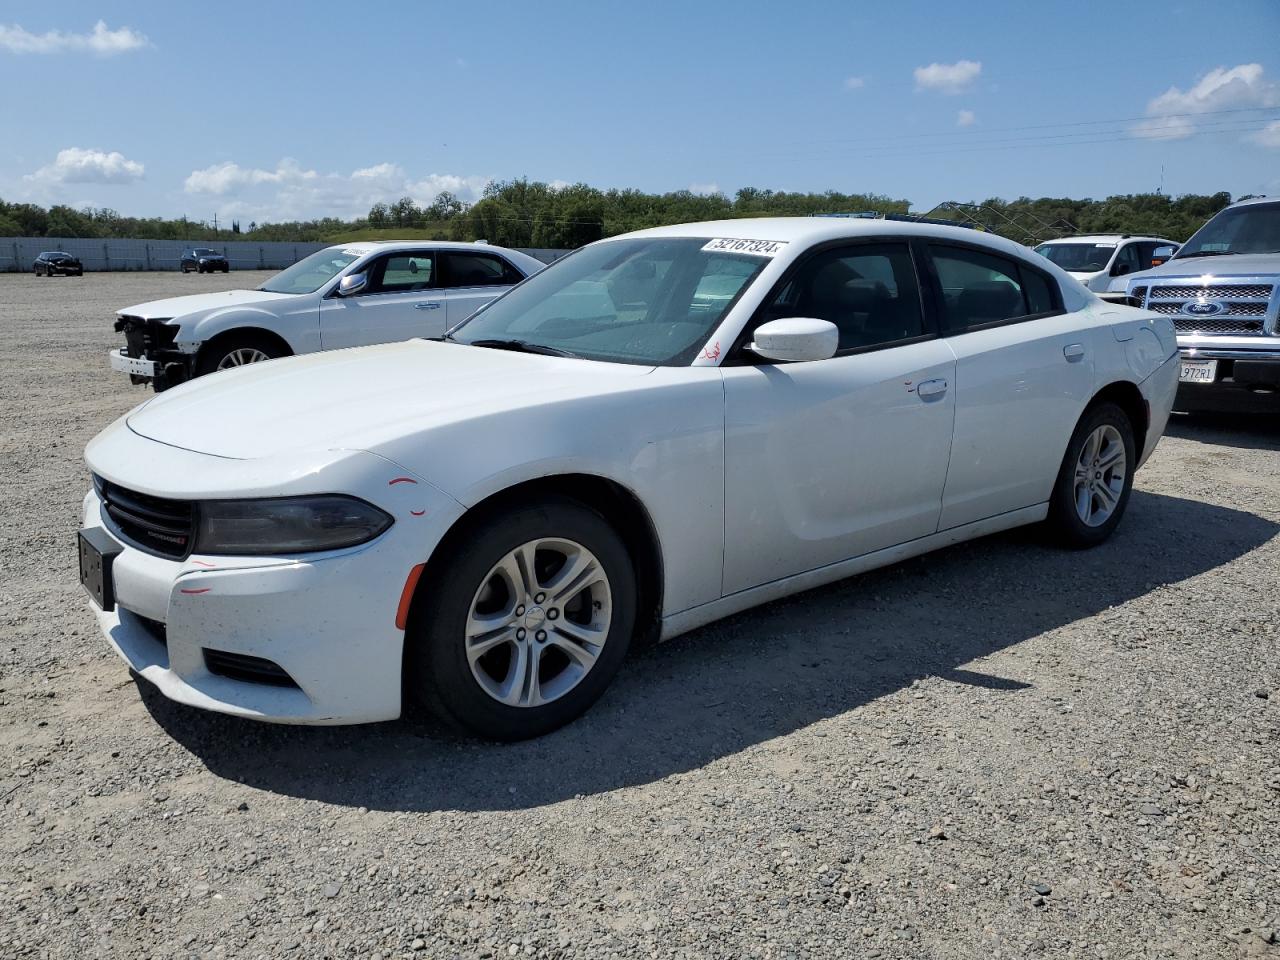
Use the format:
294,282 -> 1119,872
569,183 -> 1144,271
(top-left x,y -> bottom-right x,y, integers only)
80,218 -> 1178,740
34,251 -> 84,276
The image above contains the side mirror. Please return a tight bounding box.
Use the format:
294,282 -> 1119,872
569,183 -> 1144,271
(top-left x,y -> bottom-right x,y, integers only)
337,272 -> 368,296
747,318 -> 839,363
1150,245 -> 1175,266
1111,262 -> 1132,277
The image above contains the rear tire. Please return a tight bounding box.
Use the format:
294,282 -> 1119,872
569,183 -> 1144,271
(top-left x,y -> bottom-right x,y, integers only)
194,334 -> 285,376
1045,401 -> 1135,548
406,497 -> 637,740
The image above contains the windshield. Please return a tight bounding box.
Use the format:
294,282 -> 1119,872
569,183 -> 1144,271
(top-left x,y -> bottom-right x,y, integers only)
1034,243 -> 1114,273
259,248 -> 363,294
449,238 -> 768,365
194,248 -> 220,256
1176,202 -> 1280,259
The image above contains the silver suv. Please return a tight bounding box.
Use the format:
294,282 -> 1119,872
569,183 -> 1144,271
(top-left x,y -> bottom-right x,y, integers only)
1121,197 -> 1280,413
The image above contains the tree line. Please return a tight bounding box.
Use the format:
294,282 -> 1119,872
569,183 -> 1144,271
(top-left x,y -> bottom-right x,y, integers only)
0,183 -> 1241,248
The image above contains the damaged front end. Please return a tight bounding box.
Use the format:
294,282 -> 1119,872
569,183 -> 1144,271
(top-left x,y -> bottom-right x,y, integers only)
113,315 -> 194,391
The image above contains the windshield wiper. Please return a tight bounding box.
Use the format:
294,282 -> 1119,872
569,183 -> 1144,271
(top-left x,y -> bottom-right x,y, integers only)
1175,250 -> 1242,260
466,338 -> 581,359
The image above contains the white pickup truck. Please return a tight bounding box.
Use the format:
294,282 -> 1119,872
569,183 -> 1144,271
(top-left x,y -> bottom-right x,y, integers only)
1115,197 -> 1280,413
110,241 -> 544,391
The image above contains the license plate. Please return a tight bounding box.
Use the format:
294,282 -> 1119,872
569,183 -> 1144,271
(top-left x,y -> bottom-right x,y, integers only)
78,528 -> 121,611
1179,358 -> 1217,384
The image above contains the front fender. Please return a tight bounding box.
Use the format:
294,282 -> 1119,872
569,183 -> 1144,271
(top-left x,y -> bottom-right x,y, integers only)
173,305 -> 317,355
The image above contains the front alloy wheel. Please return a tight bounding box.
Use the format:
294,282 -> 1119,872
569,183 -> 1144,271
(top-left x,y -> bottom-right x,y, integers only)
407,498 -> 636,740
216,347 -> 271,369
466,537 -> 611,708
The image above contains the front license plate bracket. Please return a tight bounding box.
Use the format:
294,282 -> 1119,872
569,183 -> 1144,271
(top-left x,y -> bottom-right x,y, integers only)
79,528 -> 122,612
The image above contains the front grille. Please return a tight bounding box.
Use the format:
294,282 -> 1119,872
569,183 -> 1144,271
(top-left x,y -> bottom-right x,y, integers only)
1170,317 -> 1266,336
95,476 -> 194,559
1149,284 -> 1273,300
203,649 -> 298,688
115,315 -> 178,359
1129,286 -> 1148,307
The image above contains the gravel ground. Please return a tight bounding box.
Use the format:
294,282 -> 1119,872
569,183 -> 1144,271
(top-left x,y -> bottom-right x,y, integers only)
1,271 -> 1277,960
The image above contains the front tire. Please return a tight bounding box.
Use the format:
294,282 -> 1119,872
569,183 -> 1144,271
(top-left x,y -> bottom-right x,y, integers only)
1045,401 -> 1135,548
406,498 -> 637,740
194,334 -> 284,376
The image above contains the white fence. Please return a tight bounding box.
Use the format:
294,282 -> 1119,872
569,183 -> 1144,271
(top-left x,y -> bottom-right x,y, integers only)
0,237 -> 568,272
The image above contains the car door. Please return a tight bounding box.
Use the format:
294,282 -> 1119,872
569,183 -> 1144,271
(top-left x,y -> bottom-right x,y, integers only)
1106,242 -> 1143,290
720,240 -> 957,595
440,250 -> 526,327
318,251 -> 444,350
924,242 -> 1095,530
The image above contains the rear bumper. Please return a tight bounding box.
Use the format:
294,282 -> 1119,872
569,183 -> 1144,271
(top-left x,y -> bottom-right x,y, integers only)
1175,347 -> 1280,412
1137,352 -> 1178,467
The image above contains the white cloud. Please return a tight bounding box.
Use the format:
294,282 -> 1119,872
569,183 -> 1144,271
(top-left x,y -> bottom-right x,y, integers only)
26,147 -> 144,184
184,158 -> 493,221
0,20 -> 149,56
913,60 -> 981,95
1253,120 -> 1280,149
843,76 -> 865,91
1134,63 -> 1280,140
956,109 -> 976,127
688,182 -> 721,196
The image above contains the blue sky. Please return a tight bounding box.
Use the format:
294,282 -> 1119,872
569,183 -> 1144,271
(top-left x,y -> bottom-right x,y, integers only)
2,0 -> 1278,224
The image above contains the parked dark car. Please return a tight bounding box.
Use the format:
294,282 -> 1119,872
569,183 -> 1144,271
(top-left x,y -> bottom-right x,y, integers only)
180,248 -> 230,274
33,251 -> 84,277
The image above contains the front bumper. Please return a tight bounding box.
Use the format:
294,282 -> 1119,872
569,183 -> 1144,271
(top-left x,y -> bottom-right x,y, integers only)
1175,346 -> 1280,412
79,435 -> 466,724
109,348 -> 158,378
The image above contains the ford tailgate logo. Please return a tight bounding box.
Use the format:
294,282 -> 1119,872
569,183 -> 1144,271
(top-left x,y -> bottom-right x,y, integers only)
1183,300 -> 1225,317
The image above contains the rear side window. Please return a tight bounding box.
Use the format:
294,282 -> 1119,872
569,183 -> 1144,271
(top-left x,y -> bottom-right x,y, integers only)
1021,269 -> 1056,315
929,244 -> 1061,331
441,252 -> 523,288
761,242 -> 925,352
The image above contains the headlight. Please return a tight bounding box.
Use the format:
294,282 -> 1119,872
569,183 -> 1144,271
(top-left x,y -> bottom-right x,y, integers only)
194,495 -> 393,555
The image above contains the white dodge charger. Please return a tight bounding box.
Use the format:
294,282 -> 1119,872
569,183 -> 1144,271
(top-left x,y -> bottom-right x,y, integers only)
80,217 -> 1179,739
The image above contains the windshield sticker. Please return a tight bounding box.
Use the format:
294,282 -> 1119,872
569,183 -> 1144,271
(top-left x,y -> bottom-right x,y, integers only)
701,238 -> 788,257
1094,243 -> 1117,249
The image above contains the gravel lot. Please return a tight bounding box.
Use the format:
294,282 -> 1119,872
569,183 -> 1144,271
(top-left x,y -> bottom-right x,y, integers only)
1,271 -> 1277,960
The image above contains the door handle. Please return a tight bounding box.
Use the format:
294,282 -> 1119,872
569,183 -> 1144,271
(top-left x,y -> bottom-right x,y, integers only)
414,301 -> 441,310
916,378 -> 948,399
1063,342 -> 1086,362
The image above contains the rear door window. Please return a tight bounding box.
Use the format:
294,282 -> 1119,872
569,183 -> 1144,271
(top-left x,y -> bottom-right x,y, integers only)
928,244 -> 1061,331
441,252 -> 524,288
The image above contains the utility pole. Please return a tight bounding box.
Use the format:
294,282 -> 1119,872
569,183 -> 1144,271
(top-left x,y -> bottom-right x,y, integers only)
213,213 -> 219,237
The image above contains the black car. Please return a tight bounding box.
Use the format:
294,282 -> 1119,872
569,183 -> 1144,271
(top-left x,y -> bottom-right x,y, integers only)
180,248 -> 230,274
33,251 -> 84,277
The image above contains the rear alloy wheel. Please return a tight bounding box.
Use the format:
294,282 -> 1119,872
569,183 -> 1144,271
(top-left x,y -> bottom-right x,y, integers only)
408,498 -> 636,740
1046,401 -> 1135,548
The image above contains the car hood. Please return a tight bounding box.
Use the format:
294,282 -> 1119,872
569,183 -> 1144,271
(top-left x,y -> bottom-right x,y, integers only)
1120,253 -> 1280,287
118,289 -> 298,321
125,339 -> 655,460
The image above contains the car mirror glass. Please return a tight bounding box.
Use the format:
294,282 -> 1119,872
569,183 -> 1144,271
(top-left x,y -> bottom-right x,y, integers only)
338,272 -> 369,296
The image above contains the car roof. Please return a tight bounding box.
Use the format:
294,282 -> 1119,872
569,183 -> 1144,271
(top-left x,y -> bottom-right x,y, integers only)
1038,235 -> 1176,245
1227,195 -> 1276,208
611,216 -> 1046,261
323,240 -> 525,255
